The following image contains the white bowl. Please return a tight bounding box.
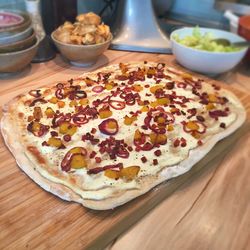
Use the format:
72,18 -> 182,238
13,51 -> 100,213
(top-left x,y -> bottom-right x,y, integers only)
170,27 -> 248,75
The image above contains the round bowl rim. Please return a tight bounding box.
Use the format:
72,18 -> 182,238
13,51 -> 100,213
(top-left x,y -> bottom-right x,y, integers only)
0,9 -> 31,33
0,24 -> 33,42
0,37 -> 39,56
170,27 -> 248,55
51,30 -> 113,48
0,30 -> 36,49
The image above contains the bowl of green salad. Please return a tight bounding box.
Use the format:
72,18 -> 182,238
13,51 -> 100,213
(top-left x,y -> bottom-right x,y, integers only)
170,27 -> 248,74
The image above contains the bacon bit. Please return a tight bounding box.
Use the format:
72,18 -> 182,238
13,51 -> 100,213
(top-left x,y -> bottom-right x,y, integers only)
50,131 -> 58,137
165,81 -> 175,90
42,141 -> 48,146
187,108 -> 197,119
153,159 -> 158,165
145,84 -> 150,88
180,137 -> 187,147
91,128 -> 97,134
95,157 -> 102,163
141,156 -> 147,163
173,139 -> 180,147
220,122 -> 226,129
154,150 -> 161,156
98,137 -> 129,159
209,110 -> 228,119
82,133 -> 100,145
212,84 -> 221,90
28,115 -> 34,122
197,140 -> 203,146
89,151 -> 97,158
196,115 -> 205,122
222,97 -> 229,104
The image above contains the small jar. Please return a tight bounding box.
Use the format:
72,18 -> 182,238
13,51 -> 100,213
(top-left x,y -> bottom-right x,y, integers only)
238,15 -> 250,62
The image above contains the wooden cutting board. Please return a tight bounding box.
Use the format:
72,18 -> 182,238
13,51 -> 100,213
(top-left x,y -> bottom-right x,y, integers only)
0,54 -> 249,250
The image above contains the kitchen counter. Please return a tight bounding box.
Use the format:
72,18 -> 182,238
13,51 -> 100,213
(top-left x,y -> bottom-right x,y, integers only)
0,50 -> 249,250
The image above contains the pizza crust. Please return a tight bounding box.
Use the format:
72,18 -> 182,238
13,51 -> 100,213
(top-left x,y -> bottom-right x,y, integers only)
0,65 -> 246,210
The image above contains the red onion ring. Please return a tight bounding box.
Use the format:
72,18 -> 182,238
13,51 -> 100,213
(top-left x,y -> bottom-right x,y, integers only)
72,113 -> 89,125
29,90 -> 41,98
61,147 -> 87,172
55,89 -> 64,99
144,109 -> 175,134
52,113 -> 71,127
177,82 -> 187,88
56,83 -> 64,89
109,99 -> 126,110
98,118 -> 119,135
92,86 -> 104,93
29,98 -> 47,107
75,90 -> 87,99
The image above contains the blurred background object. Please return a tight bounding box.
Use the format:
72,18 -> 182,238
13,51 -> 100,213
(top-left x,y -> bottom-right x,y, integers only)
215,0 -> 250,15
0,0 -> 249,55
25,0 -> 55,62
109,0 -> 172,53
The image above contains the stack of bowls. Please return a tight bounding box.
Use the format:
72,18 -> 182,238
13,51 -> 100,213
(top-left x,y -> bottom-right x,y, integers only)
0,10 -> 39,73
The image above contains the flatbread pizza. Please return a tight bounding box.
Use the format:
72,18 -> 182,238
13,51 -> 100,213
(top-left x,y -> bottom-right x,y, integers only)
1,62 -> 246,210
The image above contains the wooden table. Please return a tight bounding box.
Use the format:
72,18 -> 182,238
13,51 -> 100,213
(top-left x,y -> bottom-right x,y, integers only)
0,50 -> 249,250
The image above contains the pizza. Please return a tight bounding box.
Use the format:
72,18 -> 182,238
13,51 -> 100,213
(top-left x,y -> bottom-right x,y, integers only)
1,62 -> 246,210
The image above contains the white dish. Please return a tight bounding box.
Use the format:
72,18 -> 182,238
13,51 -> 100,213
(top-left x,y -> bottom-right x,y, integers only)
170,27 -> 248,75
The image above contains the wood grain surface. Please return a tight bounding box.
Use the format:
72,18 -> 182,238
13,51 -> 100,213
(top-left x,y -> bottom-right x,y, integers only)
0,51 -> 249,250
